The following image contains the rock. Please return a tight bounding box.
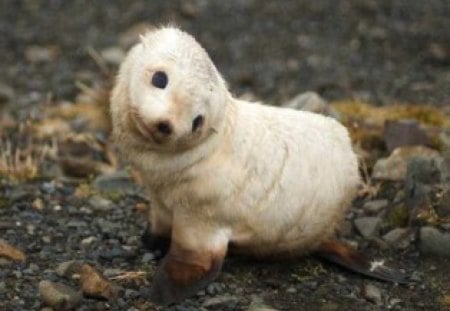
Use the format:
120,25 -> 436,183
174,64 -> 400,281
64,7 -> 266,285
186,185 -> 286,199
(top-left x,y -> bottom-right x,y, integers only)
372,146 -> 440,181
79,264 -> 117,300
282,91 -> 339,118
384,120 -> 430,152
354,217 -> 381,238
286,286 -> 297,293
206,282 -> 224,295
382,228 -> 411,249
202,295 -> 238,308
100,47 -> 126,65
179,0 -> 202,18
56,260 -> 82,278
363,199 -> 388,213
247,304 -> 280,311
0,83 -> 14,104
39,280 -> 82,311
419,227 -> 450,257
25,45 -> 59,63
363,283 -> 383,305
93,170 -> 138,193
0,239 -> 25,262
88,195 -> 113,211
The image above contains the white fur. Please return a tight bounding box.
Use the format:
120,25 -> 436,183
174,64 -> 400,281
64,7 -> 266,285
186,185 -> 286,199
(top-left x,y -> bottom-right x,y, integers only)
111,27 -> 360,257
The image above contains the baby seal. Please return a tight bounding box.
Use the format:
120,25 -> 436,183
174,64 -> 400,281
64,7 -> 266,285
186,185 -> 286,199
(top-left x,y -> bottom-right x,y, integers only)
110,27 -> 406,305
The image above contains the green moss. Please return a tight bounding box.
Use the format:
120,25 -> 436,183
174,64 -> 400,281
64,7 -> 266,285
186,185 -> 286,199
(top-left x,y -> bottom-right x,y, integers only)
387,204 -> 409,228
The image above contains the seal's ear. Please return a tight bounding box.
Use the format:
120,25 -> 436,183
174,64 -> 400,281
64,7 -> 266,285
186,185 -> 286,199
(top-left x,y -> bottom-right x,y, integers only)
149,242 -> 226,305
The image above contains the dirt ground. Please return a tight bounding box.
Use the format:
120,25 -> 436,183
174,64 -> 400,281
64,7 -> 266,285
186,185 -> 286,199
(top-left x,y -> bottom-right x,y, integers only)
0,1 -> 449,310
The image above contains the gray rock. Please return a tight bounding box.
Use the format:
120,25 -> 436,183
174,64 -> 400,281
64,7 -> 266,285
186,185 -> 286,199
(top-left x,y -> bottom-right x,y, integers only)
56,260 -> 82,278
382,228 -> 410,249
419,227 -> 450,257
282,91 -> 339,119
0,83 -> 14,104
100,47 -> 126,65
372,146 -> 440,181
384,120 -> 429,152
93,170 -> 138,193
247,304 -> 280,311
39,280 -> 82,311
88,195 -> 113,211
363,283 -> 382,305
206,282 -> 223,295
286,286 -> 297,293
202,295 -> 238,308
363,199 -> 388,213
354,217 -> 381,238
141,252 -> 155,264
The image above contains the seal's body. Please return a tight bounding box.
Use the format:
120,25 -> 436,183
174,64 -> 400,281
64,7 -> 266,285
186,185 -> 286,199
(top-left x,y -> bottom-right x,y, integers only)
111,27 -> 402,305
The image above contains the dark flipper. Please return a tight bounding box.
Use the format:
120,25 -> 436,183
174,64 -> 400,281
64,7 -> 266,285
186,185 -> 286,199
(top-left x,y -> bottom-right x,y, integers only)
149,243 -> 225,305
316,240 -> 410,284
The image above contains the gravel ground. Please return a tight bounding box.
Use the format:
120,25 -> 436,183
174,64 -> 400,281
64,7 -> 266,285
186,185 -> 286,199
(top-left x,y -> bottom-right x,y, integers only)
0,1 -> 449,311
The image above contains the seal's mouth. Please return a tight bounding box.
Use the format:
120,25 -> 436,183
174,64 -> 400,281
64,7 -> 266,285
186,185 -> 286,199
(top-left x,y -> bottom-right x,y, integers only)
128,108 -> 164,145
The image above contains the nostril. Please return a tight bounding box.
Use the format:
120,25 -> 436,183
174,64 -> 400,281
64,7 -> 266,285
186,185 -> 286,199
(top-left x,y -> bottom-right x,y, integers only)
155,121 -> 173,136
192,115 -> 204,132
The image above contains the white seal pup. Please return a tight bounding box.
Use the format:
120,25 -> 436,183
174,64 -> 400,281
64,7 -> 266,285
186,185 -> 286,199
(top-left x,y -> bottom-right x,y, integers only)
110,27 -> 406,305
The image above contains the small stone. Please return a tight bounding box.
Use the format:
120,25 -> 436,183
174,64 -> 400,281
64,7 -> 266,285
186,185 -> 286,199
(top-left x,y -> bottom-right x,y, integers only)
247,302 -> 280,311
179,1 -> 201,18
32,198 -> 45,211
80,264 -> 117,300
372,146 -> 440,181
419,227 -> 450,257
25,45 -> 59,63
354,217 -> 381,238
282,91 -> 339,118
382,228 -> 410,248
202,295 -> 238,308
206,282 -> 223,295
93,170 -> 137,193
363,284 -> 382,305
286,286 -> 297,293
384,120 -> 429,152
0,239 -> 25,262
39,280 -> 82,311
141,252 -> 155,264
81,236 -> 97,246
56,260 -> 82,278
363,199 -> 388,213
88,195 -> 113,211
100,47 -> 126,65
0,83 -> 14,104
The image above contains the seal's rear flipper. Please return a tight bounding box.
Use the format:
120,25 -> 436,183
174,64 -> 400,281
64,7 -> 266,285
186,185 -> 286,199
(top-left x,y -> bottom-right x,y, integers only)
316,240 -> 410,284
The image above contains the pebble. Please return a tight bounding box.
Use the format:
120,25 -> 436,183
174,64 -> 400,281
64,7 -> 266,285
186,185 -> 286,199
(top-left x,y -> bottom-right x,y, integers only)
93,170 -> 137,193
286,286 -> 297,294
419,226 -> 450,257
81,236 -> 97,246
0,239 -> 26,262
0,83 -> 14,104
39,280 -> 82,311
80,264 -> 117,300
354,217 -> 381,238
141,252 -> 155,263
202,295 -> 238,308
100,46 -> 126,65
382,228 -> 410,248
247,304 -> 280,311
206,282 -> 224,295
363,283 -> 383,305
56,260 -> 82,278
25,45 -> 59,63
282,91 -> 339,119
363,199 -> 388,213
372,146 -> 440,181
88,195 -> 113,211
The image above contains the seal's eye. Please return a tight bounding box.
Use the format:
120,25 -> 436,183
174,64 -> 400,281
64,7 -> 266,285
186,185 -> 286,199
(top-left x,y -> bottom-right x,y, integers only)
151,71 -> 168,89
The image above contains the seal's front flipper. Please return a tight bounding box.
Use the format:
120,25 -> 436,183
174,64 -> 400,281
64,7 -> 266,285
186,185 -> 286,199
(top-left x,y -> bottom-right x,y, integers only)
149,216 -> 229,305
149,243 -> 225,305
316,240 -> 409,284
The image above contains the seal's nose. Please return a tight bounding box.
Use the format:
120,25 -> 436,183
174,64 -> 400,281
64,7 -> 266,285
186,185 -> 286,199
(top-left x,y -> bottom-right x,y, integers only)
154,120 -> 173,136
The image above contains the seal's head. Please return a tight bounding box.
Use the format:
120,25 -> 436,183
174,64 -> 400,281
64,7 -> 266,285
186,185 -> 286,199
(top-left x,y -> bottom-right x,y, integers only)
111,27 -> 229,152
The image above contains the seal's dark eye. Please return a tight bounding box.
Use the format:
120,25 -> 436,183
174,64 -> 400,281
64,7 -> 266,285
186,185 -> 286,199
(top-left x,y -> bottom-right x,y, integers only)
151,71 -> 168,89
